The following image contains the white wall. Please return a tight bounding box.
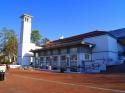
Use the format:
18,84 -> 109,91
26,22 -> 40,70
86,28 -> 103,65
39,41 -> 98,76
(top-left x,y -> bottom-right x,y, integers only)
84,34 -> 119,65
107,36 -> 118,65
84,35 -> 109,61
84,35 -> 109,52
108,36 -> 118,52
17,43 -> 34,66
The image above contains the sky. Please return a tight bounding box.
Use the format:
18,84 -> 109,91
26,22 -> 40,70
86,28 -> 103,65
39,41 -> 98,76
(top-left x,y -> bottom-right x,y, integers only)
0,0 -> 125,40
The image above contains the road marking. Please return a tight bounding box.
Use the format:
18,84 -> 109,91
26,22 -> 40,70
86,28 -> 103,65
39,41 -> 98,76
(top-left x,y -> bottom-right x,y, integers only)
10,74 -> 125,93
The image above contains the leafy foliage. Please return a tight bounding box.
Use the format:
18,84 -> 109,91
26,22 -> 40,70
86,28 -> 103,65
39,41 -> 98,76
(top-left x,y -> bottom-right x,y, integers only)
36,37 -> 50,46
4,35 -> 18,59
0,27 -> 18,63
31,30 -> 50,45
31,30 -> 41,43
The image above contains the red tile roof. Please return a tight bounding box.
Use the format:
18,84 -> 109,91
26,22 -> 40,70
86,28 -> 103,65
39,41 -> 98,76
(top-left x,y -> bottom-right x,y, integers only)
31,31 -> 108,52
44,31 -> 108,47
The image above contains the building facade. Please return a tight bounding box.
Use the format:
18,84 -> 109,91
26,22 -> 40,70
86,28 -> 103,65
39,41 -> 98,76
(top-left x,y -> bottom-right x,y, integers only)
31,31 -> 125,73
17,14 -> 125,73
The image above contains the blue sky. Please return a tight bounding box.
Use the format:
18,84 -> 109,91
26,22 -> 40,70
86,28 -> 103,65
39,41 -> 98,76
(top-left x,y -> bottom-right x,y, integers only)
0,0 -> 125,40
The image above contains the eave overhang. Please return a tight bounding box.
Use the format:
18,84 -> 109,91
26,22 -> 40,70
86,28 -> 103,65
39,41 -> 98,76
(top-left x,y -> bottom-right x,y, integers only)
30,40 -> 95,52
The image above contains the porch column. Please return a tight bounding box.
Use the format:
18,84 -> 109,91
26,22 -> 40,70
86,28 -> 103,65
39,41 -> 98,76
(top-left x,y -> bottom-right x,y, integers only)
58,55 -> 61,69
30,56 -> 33,66
50,56 -> 53,70
44,57 -> 47,69
77,53 -> 82,72
66,54 -> 70,72
38,57 -> 41,68
32,57 -> 36,68
35,58 -> 38,68
33,53 -> 36,68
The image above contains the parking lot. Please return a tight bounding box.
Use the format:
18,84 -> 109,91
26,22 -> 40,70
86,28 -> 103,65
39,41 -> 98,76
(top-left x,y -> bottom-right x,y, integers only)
0,69 -> 125,93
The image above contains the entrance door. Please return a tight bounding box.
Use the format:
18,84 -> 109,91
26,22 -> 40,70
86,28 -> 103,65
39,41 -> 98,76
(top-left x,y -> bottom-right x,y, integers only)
70,55 -> 77,72
46,57 -> 51,66
35,58 -> 39,68
53,56 -> 58,70
61,55 -> 67,70
40,57 -> 44,68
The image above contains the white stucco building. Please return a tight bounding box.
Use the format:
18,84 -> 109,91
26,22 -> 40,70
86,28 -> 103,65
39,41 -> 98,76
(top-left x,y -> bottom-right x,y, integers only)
31,30 -> 125,73
17,14 -> 125,73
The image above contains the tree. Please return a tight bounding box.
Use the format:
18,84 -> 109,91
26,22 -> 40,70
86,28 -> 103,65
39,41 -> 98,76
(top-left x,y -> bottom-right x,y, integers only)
43,37 -> 50,43
36,37 -> 50,46
31,30 -> 50,46
31,30 -> 41,43
4,34 -> 18,63
0,27 -> 15,47
0,27 -> 18,64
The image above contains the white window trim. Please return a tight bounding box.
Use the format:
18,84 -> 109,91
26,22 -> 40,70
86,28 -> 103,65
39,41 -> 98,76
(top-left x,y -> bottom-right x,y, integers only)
84,53 -> 91,61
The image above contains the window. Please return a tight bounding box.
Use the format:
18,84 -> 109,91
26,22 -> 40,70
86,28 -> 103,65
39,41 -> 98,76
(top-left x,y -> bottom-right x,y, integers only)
61,56 -> 66,61
53,49 -> 58,55
25,18 -> 27,21
84,53 -> 91,60
27,18 -> 29,22
40,51 -> 44,56
70,55 -> 77,62
40,57 -> 44,62
61,49 -> 67,54
46,51 -> 51,55
46,57 -> 50,61
53,56 -> 58,61
24,17 -> 29,22
70,48 -> 77,53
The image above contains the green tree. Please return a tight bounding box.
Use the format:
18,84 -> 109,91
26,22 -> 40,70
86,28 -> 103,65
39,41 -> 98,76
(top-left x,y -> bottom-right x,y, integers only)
4,34 -> 18,63
42,37 -> 50,43
0,27 -> 18,63
31,30 -> 41,43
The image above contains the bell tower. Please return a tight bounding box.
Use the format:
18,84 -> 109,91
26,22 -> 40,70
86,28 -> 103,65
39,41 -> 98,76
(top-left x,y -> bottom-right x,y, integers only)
17,14 -> 34,66
20,14 -> 32,44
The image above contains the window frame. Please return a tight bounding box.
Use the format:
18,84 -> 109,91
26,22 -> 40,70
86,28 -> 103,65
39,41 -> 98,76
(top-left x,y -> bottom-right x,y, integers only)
84,53 -> 91,60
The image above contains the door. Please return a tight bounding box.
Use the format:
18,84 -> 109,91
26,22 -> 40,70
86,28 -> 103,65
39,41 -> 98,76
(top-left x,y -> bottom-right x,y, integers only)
40,57 -> 44,68
53,56 -> 58,70
46,57 -> 51,66
61,55 -> 67,70
70,55 -> 77,72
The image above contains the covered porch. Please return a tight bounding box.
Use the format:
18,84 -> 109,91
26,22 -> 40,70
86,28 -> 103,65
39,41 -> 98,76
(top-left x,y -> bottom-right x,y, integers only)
30,40 -> 97,73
